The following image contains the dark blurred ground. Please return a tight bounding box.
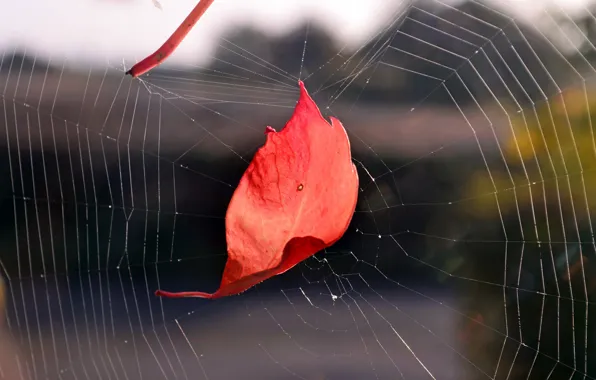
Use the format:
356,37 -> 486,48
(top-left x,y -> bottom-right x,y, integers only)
0,276 -> 465,380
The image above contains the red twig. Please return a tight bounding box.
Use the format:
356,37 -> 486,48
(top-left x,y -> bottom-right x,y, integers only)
155,289 -> 215,299
126,0 -> 216,77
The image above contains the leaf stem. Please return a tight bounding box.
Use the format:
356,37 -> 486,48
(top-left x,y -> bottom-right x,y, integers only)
126,0 -> 216,77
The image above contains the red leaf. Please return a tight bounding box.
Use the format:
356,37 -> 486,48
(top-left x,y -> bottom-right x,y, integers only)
156,81 -> 358,299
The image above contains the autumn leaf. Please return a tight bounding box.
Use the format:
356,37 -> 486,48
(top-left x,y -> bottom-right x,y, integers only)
156,81 -> 359,299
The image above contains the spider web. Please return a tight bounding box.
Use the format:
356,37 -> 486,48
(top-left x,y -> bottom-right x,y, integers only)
1,0 -> 595,379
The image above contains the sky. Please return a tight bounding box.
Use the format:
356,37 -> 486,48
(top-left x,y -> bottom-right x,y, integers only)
0,0 -> 593,69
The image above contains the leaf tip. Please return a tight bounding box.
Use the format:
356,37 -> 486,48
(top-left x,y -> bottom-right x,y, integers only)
298,80 -> 308,98
296,80 -> 319,113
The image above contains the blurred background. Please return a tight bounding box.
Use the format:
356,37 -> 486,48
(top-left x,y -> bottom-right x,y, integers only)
2,0 -> 596,379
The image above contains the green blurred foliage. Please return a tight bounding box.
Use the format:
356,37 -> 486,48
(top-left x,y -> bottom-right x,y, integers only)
451,87 -> 596,377
464,86 -> 596,239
